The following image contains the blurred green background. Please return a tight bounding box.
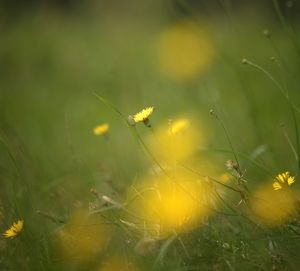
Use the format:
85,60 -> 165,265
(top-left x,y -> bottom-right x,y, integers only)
1,0 -> 300,270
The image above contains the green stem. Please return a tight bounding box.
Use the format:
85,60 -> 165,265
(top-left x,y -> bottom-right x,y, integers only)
243,60 -> 300,174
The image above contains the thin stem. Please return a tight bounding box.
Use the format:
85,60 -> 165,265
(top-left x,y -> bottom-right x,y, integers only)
213,189 -> 262,229
282,124 -> 298,163
243,59 -> 300,173
132,127 -> 169,177
210,110 -> 242,176
94,93 -> 124,118
243,59 -> 287,98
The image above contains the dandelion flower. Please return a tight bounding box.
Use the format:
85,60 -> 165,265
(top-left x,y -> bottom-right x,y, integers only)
3,219 -> 24,238
272,171 -> 295,190
272,181 -> 282,191
93,123 -> 109,136
133,107 -> 154,125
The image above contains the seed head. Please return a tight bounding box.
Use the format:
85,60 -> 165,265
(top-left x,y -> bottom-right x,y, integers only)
225,160 -> 239,171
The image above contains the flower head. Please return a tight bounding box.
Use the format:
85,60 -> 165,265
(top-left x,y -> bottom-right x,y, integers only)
93,123 -> 109,136
272,171 -> 295,190
133,107 -> 154,124
3,220 -> 24,238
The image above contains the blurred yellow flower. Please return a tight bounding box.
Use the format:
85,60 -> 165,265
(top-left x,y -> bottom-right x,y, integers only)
272,171 -> 295,190
127,175 -> 213,237
56,209 -> 111,263
3,219 -> 24,238
147,117 -> 203,163
251,184 -> 297,227
93,123 -> 109,136
168,118 -> 190,135
133,107 -> 154,123
155,21 -> 215,82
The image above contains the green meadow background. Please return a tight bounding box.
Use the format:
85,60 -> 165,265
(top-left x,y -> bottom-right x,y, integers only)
1,1 -> 300,270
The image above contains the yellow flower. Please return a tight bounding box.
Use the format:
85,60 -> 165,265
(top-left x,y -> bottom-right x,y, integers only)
3,220 -> 24,238
155,21 -> 215,82
168,119 -> 190,135
133,107 -> 154,123
146,117 -> 203,163
56,209 -> 111,263
126,174 -> 214,237
93,123 -> 109,136
272,182 -> 282,190
272,171 -> 295,190
251,184 -> 297,227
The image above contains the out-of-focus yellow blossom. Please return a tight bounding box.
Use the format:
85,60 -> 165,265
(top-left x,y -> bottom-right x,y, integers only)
97,255 -> 137,271
147,117 -> 203,163
127,175 -> 214,237
133,107 -> 154,123
168,118 -> 190,135
3,219 -> 24,238
251,184 -> 297,227
155,21 -> 215,82
93,123 -> 110,136
56,209 -> 111,263
272,171 -> 295,190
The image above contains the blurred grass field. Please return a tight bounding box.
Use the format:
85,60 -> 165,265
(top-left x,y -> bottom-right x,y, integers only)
1,1 -> 300,270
